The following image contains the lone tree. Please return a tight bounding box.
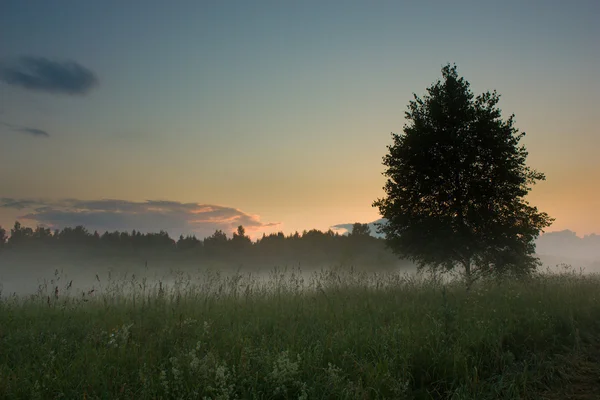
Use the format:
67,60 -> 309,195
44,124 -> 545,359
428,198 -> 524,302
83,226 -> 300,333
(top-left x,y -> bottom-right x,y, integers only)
373,64 -> 553,285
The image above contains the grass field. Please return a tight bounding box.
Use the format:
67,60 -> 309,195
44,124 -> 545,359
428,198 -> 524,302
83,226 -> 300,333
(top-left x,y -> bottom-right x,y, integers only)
1,265 -> 600,399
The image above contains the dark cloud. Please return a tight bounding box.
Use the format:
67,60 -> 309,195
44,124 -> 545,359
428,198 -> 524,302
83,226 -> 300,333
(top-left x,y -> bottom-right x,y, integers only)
0,56 -> 98,95
1,121 -> 50,137
14,126 -> 49,137
0,198 -> 280,239
0,198 -> 41,210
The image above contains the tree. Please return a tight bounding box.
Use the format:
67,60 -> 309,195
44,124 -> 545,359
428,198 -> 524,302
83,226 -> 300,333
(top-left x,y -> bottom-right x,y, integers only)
0,225 -> 6,250
373,64 -> 553,286
349,223 -> 371,237
8,221 -> 34,246
203,229 -> 229,256
231,225 -> 252,251
177,234 -> 201,251
33,226 -> 53,244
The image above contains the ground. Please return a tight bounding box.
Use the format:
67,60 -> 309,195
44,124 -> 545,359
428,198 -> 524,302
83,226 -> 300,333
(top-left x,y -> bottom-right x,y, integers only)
541,337 -> 600,400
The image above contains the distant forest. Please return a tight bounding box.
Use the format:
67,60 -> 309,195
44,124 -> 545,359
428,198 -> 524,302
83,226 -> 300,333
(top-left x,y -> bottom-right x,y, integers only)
0,222 -> 406,270
2,221 -> 597,272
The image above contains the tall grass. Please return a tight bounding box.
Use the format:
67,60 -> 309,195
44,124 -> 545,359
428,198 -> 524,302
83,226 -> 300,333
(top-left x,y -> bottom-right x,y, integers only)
1,265 -> 599,399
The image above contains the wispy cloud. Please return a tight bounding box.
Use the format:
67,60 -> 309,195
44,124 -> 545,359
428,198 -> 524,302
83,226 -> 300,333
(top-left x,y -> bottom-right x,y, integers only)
0,56 -> 98,95
0,121 -> 50,137
0,198 -> 280,239
16,127 -> 50,137
0,198 -> 41,210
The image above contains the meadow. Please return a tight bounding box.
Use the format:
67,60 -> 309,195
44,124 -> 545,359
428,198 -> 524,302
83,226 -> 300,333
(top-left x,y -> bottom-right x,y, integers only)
1,265 -> 600,399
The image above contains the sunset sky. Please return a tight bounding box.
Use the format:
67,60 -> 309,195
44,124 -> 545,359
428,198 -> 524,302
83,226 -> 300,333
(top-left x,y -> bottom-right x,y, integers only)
1,0 -> 598,239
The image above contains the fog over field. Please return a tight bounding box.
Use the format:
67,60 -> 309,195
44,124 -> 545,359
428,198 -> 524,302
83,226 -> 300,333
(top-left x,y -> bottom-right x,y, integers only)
1,228 -> 598,299
0,253 -> 415,299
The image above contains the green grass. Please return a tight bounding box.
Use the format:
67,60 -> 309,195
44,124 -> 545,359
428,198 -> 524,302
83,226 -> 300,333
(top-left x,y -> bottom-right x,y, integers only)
1,266 -> 600,399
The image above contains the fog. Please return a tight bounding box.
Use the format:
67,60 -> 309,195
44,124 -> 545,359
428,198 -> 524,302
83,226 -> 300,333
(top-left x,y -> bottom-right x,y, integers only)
0,246 -> 411,299
1,245 -> 598,300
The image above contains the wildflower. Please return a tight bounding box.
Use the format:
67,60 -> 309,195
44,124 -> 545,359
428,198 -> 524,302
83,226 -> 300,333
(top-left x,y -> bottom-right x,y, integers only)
205,362 -> 236,400
190,353 -> 201,371
326,362 -> 344,386
170,356 -> 181,382
106,323 -> 134,348
268,351 -> 304,396
159,369 -> 169,394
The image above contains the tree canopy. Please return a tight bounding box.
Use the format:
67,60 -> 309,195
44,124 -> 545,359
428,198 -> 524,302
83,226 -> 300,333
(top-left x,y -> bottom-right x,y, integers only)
349,223 -> 372,237
373,64 -> 553,284
0,220 -> 403,271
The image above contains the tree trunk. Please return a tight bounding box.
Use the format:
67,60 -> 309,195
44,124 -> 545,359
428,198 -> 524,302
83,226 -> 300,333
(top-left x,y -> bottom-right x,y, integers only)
464,258 -> 473,291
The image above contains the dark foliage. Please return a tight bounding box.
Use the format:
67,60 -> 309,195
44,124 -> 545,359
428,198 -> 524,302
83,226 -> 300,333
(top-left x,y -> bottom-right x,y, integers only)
373,64 -> 553,284
0,221 -> 404,270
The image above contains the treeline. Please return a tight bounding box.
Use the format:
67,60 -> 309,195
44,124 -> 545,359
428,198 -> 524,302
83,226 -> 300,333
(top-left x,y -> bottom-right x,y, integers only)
0,222 -> 405,269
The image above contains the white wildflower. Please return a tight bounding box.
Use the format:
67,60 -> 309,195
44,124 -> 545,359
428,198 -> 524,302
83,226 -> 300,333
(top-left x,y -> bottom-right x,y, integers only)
159,369 -> 169,394
325,362 -> 344,386
268,351 -> 304,396
106,322 -> 134,348
205,362 -> 236,400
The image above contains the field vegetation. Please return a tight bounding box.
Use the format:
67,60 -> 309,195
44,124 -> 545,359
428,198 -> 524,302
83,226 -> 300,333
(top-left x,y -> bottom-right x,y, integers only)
2,265 -> 600,399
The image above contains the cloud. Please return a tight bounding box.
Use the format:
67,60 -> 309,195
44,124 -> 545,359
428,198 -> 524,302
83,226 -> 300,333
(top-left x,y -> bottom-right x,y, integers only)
0,198 -> 41,210
331,218 -> 600,262
1,121 -> 50,137
16,127 -> 50,137
0,56 -> 98,95
0,198 -> 280,240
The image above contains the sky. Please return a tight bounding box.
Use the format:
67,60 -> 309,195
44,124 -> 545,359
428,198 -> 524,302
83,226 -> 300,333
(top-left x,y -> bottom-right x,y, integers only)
0,0 -> 598,240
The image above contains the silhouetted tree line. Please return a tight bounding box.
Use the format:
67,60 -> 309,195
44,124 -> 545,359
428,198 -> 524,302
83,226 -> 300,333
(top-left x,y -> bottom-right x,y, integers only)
0,221 -> 403,268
